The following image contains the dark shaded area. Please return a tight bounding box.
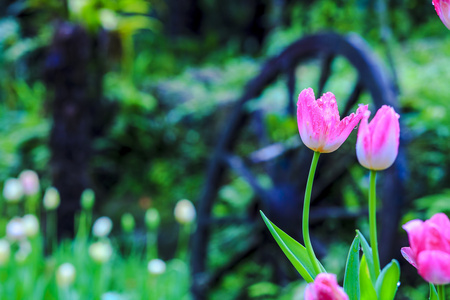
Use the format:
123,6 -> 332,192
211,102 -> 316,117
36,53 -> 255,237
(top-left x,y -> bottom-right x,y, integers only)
44,22 -> 112,237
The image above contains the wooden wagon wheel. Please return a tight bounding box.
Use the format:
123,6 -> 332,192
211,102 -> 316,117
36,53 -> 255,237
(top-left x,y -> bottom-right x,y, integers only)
191,32 -> 405,299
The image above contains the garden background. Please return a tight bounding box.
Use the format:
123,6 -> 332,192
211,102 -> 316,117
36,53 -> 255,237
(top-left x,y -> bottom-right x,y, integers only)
0,0 -> 450,299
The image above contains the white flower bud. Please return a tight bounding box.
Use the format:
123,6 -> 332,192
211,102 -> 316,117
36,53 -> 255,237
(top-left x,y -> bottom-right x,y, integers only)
22,214 -> 40,237
6,217 -> 26,241
92,216 -> 113,238
101,292 -> 126,300
174,199 -> 196,224
147,259 -> 166,275
89,241 -> 113,263
43,187 -> 60,210
56,263 -> 76,287
0,239 -> 11,265
3,178 -> 24,203
19,170 -> 40,196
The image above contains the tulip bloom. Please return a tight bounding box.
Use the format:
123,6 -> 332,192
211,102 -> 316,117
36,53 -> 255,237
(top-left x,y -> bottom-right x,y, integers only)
356,106 -> 400,171
401,213 -> 450,285
305,273 -> 348,300
297,88 -> 368,153
433,0 -> 450,30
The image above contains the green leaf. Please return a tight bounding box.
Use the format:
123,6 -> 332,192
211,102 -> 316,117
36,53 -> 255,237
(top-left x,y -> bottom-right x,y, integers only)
359,255 -> 377,300
260,211 -> 322,282
375,259 -> 400,300
344,235 -> 360,300
356,230 -> 376,285
430,283 -> 438,300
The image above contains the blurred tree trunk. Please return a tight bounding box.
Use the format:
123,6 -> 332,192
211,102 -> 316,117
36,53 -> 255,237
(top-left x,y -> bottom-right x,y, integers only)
44,22 -> 107,237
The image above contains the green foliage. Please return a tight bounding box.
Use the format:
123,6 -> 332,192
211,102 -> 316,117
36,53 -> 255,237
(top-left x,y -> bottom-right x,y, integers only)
343,235 -> 360,300
375,260 -> 400,300
260,211 -> 319,282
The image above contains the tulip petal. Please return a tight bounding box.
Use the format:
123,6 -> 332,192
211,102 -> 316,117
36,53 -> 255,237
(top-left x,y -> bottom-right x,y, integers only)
401,247 -> 418,269
356,110 -> 372,169
433,0 -> 450,30
370,106 -> 400,170
403,219 -> 426,257
418,250 -> 450,285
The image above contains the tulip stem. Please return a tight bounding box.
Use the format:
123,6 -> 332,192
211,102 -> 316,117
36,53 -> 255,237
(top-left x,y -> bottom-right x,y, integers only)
438,285 -> 446,300
303,151 -> 322,275
369,170 -> 381,278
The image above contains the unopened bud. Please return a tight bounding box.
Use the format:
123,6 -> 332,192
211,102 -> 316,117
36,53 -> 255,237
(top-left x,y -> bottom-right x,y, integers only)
3,178 -> 24,203
6,217 -> 26,241
43,187 -> 60,210
22,214 -> 40,237
147,259 -> 166,275
89,241 -> 113,263
174,199 -> 196,224
121,213 -> 135,233
56,263 -> 76,287
145,208 -> 160,230
81,189 -> 95,210
0,239 -> 11,265
19,170 -> 40,196
92,216 -> 113,238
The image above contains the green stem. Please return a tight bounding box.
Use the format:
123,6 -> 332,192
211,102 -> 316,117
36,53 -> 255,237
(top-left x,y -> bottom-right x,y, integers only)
302,151 -> 321,275
369,170 -> 381,278
439,285 -> 446,300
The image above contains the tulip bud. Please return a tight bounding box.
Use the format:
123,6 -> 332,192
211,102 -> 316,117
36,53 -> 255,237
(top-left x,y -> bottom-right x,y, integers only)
297,88 -> 368,153
147,259 -> 166,275
433,0 -> 450,30
145,208 -> 160,230
356,106 -> 400,171
43,187 -> 60,210
19,170 -> 40,196
56,263 -> 76,287
92,216 -> 113,238
121,213 -> 135,233
81,189 -> 95,210
305,273 -> 348,300
3,178 -> 24,203
6,217 -> 26,241
0,239 -> 11,266
89,241 -> 113,263
174,199 -> 196,224
22,214 -> 40,237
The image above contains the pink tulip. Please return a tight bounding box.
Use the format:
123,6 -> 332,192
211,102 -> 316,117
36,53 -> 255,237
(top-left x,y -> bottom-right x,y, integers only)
305,273 -> 349,300
297,88 -> 368,153
401,213 -> 450,285
433,0 -> 450,30
356,106 -> 400,171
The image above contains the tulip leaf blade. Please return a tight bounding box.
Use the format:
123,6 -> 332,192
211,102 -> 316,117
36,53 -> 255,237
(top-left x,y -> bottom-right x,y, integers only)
375,259 -> 400,300
344,234 -> 360,300
356,230 -> 376,285
359,254 -> 377,300
260,211 -> 322,282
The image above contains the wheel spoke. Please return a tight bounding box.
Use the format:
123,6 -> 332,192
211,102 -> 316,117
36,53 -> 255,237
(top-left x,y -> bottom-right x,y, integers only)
286,66 -> 296,115
199,237 -> 264,293
342,79 -> 364,116
221,152 -> 274,206
317,53 -> 335,95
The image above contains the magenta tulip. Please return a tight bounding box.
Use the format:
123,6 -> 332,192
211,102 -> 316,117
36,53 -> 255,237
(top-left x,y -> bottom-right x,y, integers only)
356,106 -> 400,171
433,0 -> 450,30
401,213 -> 450,284
305,273 -> 349,300
297,88 -> 368,153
